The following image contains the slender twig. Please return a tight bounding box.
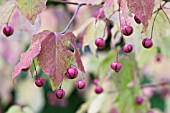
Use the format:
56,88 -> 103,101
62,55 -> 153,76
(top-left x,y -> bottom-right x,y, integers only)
102,10 -> 119,38
59,81 -> 63,89
115,48 -> 122,62
162,6 -> 170,9
150,2 -> 168,39
102,19 -> 109,38
33,60 -> 38,78
50,0 -> 104,34
60,3 -> 84,34
150,9 -> 160,39
161,8 -> 170,24
48,0 -> 87,6
153,2 -> 167,14
114,0 -> 125,62
48,0 -> 104,6
7,6 -> 16,26
141,81 -> 170,88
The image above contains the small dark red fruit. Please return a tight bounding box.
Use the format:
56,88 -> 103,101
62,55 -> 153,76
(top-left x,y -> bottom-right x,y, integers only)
121,25 -> 133,36
123,44 -> 133,53
3,26 -> 14,37
35,77 -> 46,87
55,89 -> 65,99
76,80 -> 86,89
95,38 -> 105,49
22,67 -> 30,72
134,15 -> 141,24
110,62 -> 122,72
142,38 -> 153,48
155,54 -> 161,62
65,67 -> 78,79
93,79 -> 99,85
135,96 -> 144,104
95,86 -> 103,94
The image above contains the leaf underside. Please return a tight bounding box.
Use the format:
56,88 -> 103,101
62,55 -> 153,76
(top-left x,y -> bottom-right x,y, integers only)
12,31 -> 51,79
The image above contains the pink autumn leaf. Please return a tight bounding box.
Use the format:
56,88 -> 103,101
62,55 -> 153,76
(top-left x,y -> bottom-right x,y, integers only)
127,0 -> 155,32
37,32 -> 57,90
118,0 -> 129,18
37,32 -> 74,90
55,34 -> 75,89
12,31 -> 51,79
12,39 -> 41,79
65,32 -> 85,73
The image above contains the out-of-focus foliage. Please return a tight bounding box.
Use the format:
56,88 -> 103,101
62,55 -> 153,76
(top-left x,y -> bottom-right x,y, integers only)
6,105 -> 34,113
0,0 -> 170,113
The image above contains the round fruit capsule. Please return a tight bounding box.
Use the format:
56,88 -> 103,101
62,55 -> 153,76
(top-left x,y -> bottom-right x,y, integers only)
134,15 -> 141,24
55,89 -> 65,99
76,80 -> 86,89
95,86 -> 104,94
121,25 -> 133,36
135,96 -> 144,104
123,44 -> 133,53
93,79 -> 99,85
65,67 -> 78,79
35,77 -> 46,87
3,26 -> 14,37
142,38 -> 153,48
110,62 -> 122,72
95,38 -> 105,49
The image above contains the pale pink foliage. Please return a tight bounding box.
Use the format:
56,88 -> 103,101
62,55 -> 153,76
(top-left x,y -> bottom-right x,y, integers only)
127,0 -> 155,32
12,39 -> 41,79
12,31 -> 51,79
55,34 -> 75,87
118,0 -> 129,18
37,32 -> 58,89
12,32 -> 85,90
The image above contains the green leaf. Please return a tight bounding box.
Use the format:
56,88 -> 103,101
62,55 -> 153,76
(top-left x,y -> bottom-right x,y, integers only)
144,12 -> 170,58
136,47 -> 157,68
113,57 -> 147,113
0,0 -> 8,5
150,93 -> 166,112
88,94 -> 108,113
16,0 -> 47,24
83,19 -> 105,54
29,58 -> 38,77
161,36 -> 170,58
97,50 -> 117,79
